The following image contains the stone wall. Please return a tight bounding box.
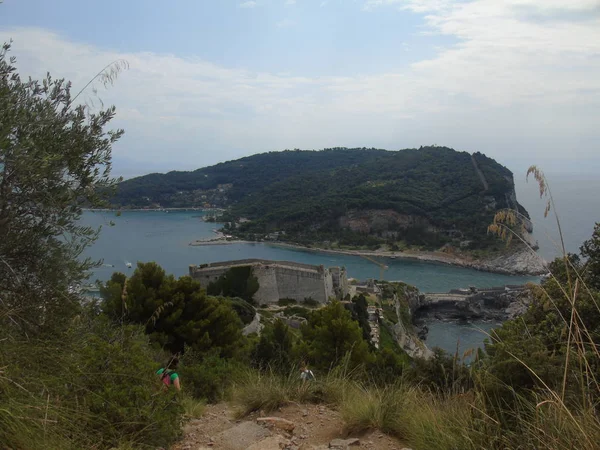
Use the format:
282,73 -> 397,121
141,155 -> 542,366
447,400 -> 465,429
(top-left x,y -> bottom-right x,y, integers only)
275,265 -> 328,304
329,267 -> 349,299
253,265 -> 279,304
189,259 -> 348,305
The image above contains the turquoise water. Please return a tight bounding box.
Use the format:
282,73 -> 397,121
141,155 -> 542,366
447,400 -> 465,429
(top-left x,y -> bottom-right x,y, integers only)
424,321 -> 499,356
81,210 -> 540,352
79,173 -> 600,355
82,210 -> 539,292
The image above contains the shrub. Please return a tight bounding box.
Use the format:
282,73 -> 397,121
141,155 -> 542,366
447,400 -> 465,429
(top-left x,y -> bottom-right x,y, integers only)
228,297 -> 256,325
0,314 -> 183,449
283,305 -> 311,319
70,317 -> 183,447
253,319 -> 295,371
303,297 -> 320,307
278,298 -> 297,306
299,301 -> 373,370
179,351 -> 246,403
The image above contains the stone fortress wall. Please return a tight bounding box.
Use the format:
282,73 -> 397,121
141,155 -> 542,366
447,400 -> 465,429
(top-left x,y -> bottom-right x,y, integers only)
189,259 -> 349,305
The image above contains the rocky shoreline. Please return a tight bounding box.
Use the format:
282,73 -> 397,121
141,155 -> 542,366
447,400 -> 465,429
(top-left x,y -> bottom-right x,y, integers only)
186,237 -> 546,275
268,242 -> 547,276
411,285 -> 534,343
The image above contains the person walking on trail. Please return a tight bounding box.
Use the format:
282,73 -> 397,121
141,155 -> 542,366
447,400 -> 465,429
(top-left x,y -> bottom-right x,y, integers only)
300,364 -> 315,382
156,366 -> 181,391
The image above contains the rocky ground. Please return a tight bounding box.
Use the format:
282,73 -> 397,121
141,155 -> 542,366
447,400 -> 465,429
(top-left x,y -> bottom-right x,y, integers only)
171,403 -> 409,450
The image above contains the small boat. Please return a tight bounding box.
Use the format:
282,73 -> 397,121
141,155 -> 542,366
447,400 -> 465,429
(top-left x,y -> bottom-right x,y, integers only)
126,262 -> 132,268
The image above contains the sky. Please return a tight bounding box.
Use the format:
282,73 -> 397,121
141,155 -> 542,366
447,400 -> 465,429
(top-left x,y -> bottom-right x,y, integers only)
0,0 -> 599,179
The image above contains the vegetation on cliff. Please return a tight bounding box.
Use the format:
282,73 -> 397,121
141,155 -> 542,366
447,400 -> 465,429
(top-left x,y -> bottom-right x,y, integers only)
113,146 -> 530,251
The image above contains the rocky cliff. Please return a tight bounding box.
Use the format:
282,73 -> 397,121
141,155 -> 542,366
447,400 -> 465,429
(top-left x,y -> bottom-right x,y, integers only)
380,281 -> 535,355
390,286 -> 433,360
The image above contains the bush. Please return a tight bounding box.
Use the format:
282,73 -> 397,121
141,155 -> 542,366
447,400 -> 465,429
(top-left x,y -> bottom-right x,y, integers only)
179,351 -> 246,403
278,298 -> 297,306
298,301 -> 373,370
228,297 -> 256,325
368,347 -> 409,384
283,305 -> 311,319
0,314 -> 183,449
253,319 -> 295,371
303,297 -> 320,307
72,318 -> 183,447
407,347 -> 475,394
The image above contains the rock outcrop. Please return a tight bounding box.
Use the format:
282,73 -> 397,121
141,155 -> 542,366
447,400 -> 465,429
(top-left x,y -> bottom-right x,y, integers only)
413,285 -> 534,340
388,285 -> 432,360
476,248 -> 546,275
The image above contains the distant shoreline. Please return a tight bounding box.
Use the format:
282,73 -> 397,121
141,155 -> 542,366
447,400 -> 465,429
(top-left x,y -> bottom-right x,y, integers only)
187,238 -> 544,276
269,242 -> 492,271
270,242 -> 545,276
84,207 -> 224,212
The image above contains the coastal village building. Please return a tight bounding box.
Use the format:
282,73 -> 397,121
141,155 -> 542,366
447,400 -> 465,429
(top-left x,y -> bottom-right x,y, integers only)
189,259 -> 349,305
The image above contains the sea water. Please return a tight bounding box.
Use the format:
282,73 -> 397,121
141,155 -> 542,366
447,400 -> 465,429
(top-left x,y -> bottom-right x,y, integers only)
80,175 -> 600,354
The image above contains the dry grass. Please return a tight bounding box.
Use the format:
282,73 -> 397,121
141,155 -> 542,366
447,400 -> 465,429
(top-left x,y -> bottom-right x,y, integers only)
182,395 -> 206,420
338,383 -> 405,435
231,369 -> 321,418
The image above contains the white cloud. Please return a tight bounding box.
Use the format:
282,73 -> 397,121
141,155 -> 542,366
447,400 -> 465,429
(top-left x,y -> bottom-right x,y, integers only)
276,18 -> 295,28
1,0 -> 599,174
364,0 -> 453,13
239,1 -> 257,8
285,0 -> 297,5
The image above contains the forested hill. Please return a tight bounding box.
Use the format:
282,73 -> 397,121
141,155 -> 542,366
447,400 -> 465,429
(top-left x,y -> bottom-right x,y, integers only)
113,146 -> 530,250
112,147 -> 388,208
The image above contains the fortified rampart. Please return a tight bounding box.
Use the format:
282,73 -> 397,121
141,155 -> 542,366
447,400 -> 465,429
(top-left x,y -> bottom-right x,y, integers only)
189,259 -> 348,305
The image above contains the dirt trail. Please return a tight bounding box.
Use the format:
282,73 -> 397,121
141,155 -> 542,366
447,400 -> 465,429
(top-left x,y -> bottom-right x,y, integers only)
470,154 -> 489,191
171,403 -> 409,450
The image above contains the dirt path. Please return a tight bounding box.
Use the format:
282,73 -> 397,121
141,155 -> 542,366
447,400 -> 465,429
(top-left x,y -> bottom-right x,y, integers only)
171,403 -> 409,450
470,154 -> 489,191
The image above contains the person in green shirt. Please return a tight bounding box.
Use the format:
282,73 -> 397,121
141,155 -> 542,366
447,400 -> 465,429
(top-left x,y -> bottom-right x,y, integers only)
156,367 -> 181,391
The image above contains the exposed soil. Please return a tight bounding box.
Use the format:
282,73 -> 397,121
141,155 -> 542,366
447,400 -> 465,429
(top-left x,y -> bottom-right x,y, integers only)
171,403 -> 408,450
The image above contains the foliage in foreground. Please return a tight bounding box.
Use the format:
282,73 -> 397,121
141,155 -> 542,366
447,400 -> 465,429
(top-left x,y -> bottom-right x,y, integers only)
0,314 -> 182,449
101,262 -> 245,356
0,44 -> 184,449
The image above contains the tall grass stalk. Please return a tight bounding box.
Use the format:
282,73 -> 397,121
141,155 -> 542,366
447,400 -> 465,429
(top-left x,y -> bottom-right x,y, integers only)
486,166 -> 600,448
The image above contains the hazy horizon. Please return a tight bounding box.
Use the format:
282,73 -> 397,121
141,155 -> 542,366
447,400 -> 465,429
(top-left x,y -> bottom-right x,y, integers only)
1,0 -> 599,178
112,147 -> 599,181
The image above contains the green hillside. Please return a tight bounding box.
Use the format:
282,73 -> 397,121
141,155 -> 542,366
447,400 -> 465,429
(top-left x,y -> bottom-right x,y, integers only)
113,147 -> 388,208
113,146 -> 529,250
